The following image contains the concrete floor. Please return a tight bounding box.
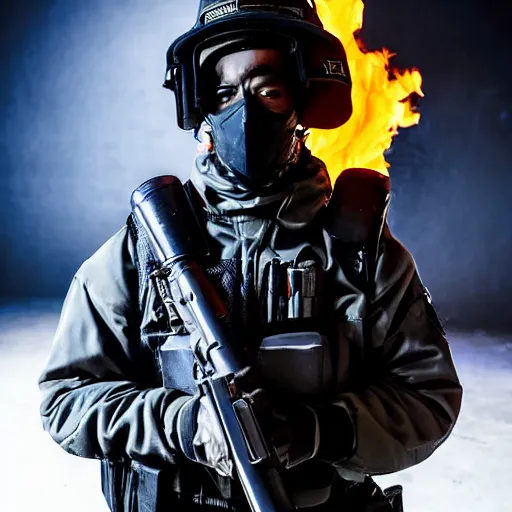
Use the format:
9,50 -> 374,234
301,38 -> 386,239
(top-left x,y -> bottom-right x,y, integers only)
0,300 -> 511,512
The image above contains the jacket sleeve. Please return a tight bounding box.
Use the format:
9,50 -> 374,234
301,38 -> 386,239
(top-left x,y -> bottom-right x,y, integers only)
38,226 -> 190,468
317,231 -> 463,475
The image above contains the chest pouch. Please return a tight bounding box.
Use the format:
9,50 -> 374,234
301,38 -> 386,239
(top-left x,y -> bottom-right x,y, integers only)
158,333 -> 198,395
259,251 -> 334,399
256,331 -> 333,399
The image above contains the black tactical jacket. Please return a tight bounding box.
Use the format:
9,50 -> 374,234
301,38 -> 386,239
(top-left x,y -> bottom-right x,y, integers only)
39,170 -> 462,511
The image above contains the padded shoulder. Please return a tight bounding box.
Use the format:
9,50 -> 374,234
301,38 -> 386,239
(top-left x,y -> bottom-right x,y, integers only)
326,168 -> 390,247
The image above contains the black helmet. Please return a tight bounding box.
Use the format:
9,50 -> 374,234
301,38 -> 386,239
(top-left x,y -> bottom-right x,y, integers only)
165,0 -> 352,131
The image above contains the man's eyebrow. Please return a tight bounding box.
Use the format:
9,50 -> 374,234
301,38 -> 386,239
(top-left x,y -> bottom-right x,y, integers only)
219,64 -> 282,86
241,64 -> 280,82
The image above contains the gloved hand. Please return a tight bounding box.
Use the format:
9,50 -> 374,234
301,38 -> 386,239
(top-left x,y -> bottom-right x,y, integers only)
175,371 -> 355,477
244,379 -> 355,468
233,367 -> 320,470
174,379 -> 317,476
263,402 -> 320,469
176,394 -> 233,478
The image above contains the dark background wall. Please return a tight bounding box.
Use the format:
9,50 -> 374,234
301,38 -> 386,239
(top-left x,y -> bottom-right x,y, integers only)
1,0 -> 511,331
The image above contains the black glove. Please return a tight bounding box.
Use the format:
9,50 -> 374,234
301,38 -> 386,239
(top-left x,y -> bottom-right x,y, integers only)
234,365 -> 356,469
233,367 -> 320,469
263,402 -> 320,469
269,402 -> 357,467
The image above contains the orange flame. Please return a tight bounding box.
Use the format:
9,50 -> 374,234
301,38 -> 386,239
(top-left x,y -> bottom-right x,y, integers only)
308,0 -> 424,179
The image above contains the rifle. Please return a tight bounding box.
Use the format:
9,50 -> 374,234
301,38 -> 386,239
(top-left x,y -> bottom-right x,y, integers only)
131,175 -> 295,512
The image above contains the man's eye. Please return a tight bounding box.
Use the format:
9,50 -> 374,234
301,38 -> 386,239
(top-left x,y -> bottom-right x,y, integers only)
216,88 -> 236,104
259,88 -> 282,99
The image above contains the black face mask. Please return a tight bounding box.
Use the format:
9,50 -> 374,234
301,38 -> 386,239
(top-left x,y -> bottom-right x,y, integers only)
205,97 -> 300,188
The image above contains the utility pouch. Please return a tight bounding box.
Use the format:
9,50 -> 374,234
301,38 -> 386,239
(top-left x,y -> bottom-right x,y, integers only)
101,460 -> 130,512
257,331 -> 333,398
158,333 -> 198,395
101,460 -> 182,512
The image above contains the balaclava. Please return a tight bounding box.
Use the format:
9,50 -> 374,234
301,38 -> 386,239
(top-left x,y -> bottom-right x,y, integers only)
200,40 -> 303,190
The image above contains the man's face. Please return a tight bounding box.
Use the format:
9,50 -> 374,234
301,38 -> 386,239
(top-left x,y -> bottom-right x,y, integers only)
211,49 -> 296,116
